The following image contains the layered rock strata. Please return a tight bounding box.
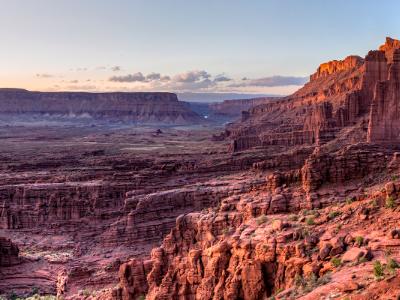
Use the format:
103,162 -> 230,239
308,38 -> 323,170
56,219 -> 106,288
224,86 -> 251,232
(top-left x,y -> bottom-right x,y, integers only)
0,90 -> 202,124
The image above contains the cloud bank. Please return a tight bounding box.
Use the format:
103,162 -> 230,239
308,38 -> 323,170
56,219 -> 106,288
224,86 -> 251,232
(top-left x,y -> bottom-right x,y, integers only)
107,70 -> 307,92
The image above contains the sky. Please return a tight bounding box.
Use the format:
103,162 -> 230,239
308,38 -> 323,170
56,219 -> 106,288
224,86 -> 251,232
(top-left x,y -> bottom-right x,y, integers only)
0,0 -> 399,96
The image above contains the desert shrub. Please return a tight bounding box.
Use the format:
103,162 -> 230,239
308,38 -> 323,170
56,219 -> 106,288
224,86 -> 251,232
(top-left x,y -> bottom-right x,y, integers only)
317,273 -> 331,285
385,248 -> 393,257
256,214 -> 267,225
330,257 -> 342,268
355,236 -> 364,247
357,256 -> 368,264
387,258 -> 399,274
345,198 -> 353,205
329,211 -> 341,220
30,287 -> 39,296
301,228 -> 310,238
386,196 -> 396,209
294,273 -> 331,295
373,260 -> 384,278
295,274 -> 306,287
333,224 -> 342,234
288,214 -> 298,222
9,292 -> 18,300
79,289 -> 91,298
370,199 -> 379,208
137,295 -> 146,300
306,216 -> 315,226
222,228 -> 229,235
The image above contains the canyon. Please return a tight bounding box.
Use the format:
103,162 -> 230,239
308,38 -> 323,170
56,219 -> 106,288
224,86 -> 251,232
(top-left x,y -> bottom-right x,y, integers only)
1,37 -> 400,300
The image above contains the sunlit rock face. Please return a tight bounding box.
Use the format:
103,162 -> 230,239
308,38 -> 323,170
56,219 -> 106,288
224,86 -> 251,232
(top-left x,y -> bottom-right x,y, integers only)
310,55 -> 364,81
226,37 -> 400,152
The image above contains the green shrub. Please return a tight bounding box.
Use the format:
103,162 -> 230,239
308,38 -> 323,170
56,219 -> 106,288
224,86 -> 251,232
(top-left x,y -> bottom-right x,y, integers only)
386,196 -> 396,209
137,295 -> 146,300
370,199 -> 378,208
345,198 -> 354,205
288,214 -> 298,222
330,257 -> 342,268
294,272 -> 331,295
357,256 -> 368,264
306,217 -> 315,226
355,236 -> 364,247
387,258 -> 399,273
329,211 -> 341,220
295,274 -> 306,287
373,260 -> 384,278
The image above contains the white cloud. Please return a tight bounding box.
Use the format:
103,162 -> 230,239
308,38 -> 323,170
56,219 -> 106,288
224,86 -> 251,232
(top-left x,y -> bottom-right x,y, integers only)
109,72 -> 146,82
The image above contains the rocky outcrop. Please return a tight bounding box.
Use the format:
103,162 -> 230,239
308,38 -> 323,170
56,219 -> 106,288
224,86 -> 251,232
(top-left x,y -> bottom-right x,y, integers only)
301,143 -> 392,194
0,90 -> 202,124
379,36 -> 400,63
310,55 -> 364,81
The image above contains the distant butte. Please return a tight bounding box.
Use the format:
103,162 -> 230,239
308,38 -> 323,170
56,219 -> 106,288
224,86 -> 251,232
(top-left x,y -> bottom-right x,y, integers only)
0,90 -> 203,125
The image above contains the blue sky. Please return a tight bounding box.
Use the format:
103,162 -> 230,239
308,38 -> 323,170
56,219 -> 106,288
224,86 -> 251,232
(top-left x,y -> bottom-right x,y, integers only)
0,0 -> 399,94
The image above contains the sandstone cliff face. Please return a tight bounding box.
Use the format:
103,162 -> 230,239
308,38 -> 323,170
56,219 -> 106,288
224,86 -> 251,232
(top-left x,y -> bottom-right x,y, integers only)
367,49 -> 400,143
227,37 -> 400,152
0,90 -> 202,125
